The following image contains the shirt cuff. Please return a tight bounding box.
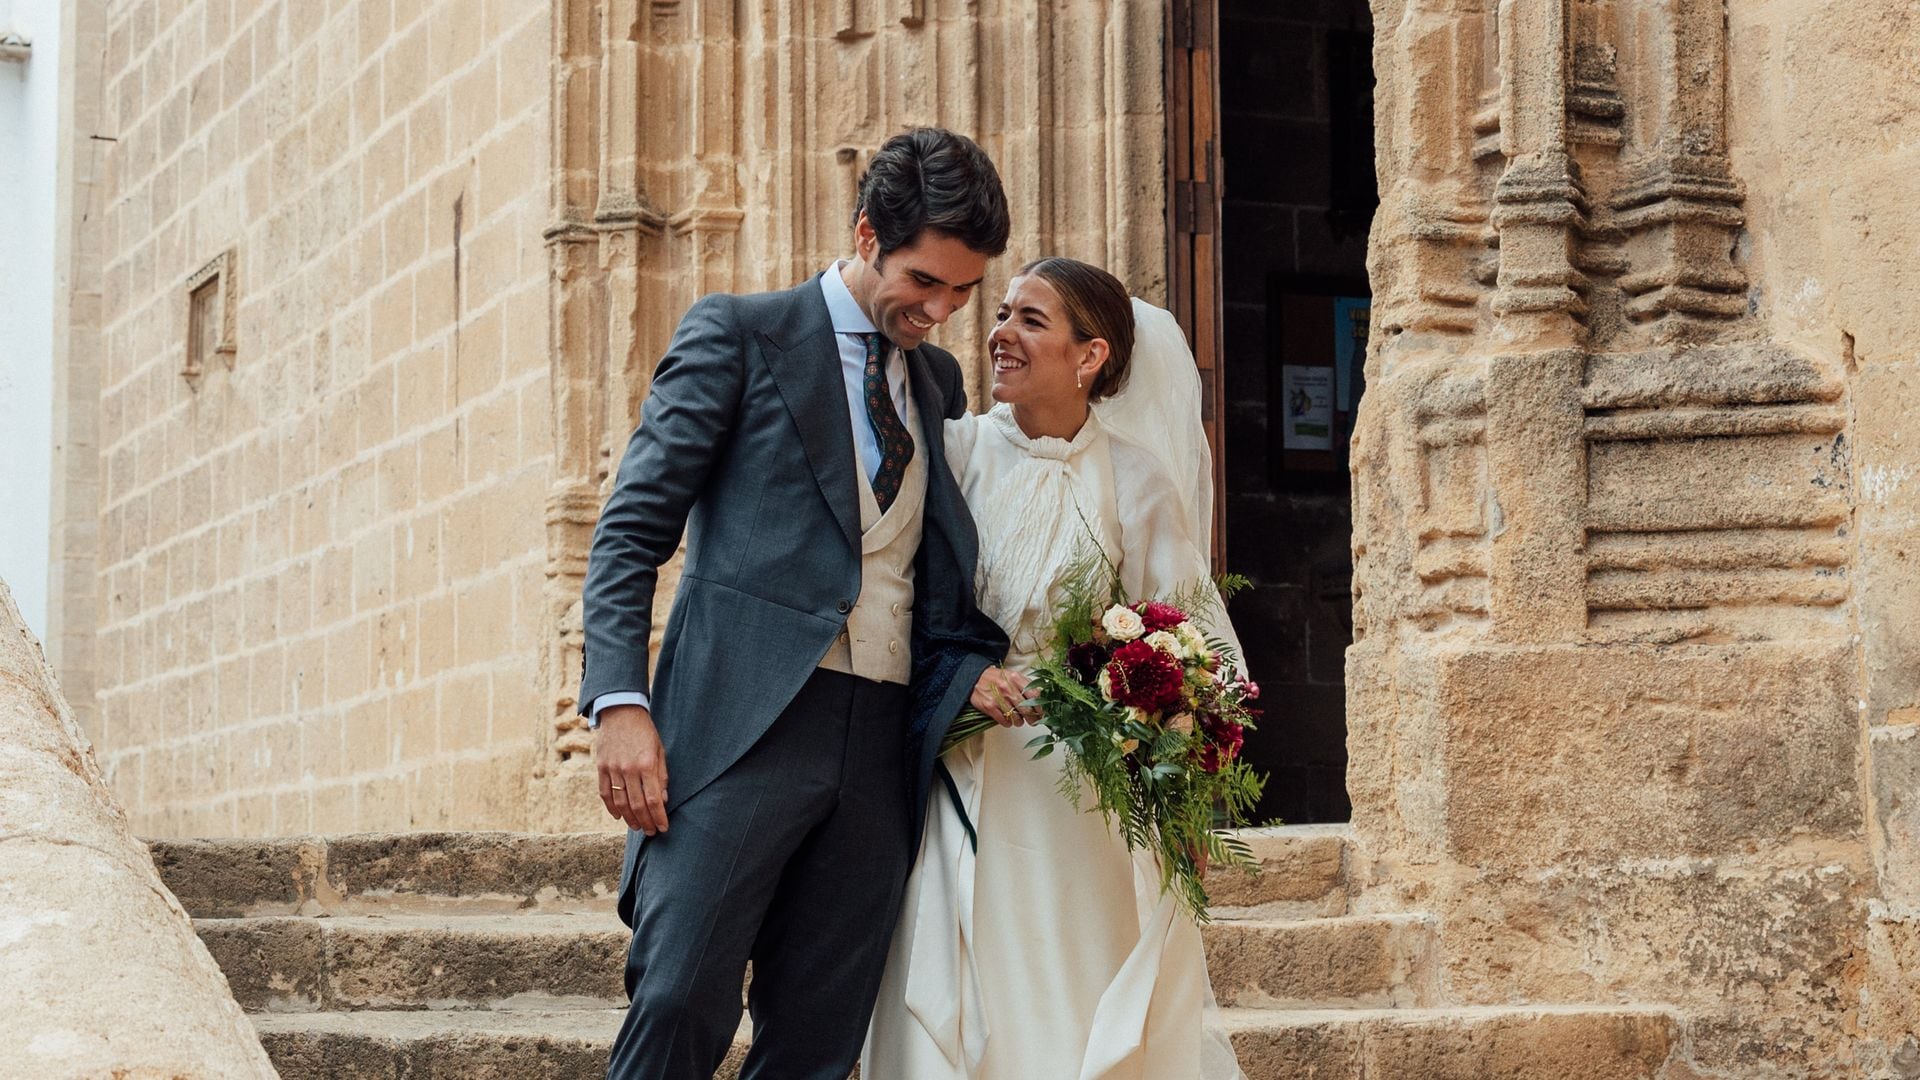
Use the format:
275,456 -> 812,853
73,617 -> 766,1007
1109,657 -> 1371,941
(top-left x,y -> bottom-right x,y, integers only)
587,691 -> 651,729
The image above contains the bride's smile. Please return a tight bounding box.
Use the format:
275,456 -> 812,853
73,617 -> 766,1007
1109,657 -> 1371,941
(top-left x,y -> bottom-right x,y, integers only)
987,273 -> 1112,439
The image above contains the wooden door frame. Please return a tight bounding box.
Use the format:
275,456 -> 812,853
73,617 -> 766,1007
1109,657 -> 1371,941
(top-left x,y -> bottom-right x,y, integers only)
1166,0 -> 1226,569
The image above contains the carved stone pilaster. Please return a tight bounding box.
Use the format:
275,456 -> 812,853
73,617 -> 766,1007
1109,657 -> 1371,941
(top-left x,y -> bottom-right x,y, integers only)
1612,0 -> 1746,340
1489,0 -> 1590,343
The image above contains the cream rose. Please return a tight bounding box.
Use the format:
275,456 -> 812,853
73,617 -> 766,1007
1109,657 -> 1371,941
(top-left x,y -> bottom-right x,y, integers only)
1144,630 -> 1182,655
1101,604 -> 1145,641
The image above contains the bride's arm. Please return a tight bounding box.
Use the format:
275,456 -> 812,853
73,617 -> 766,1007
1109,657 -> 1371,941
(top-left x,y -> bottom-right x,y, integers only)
1111,440 -> 1248,673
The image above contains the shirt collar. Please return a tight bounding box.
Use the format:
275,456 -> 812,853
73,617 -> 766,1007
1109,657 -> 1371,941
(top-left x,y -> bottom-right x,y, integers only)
820,260 -> 879,337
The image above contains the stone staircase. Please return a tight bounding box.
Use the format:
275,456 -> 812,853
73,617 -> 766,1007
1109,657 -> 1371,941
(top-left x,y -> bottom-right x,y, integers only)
150,827 -> 1682,1078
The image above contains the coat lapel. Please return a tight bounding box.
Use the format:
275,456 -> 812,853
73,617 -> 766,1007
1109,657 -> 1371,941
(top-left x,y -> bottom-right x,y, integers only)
760,278 -> 861,550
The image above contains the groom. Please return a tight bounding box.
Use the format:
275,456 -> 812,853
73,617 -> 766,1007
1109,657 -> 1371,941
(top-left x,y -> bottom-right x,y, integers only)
580,128 -> 1015,1079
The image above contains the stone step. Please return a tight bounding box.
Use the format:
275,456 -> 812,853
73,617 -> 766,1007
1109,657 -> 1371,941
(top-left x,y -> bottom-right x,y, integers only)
153,825 -> 1350,920
252,1004 -> 1681,1080
1205,824 -> 1352,918
151,832 -> 625,918
1204,914 -> 1440,1009
1224,1005 -> 1683,1080
197,914 -> 629,1012
200,906 -> 1415,1014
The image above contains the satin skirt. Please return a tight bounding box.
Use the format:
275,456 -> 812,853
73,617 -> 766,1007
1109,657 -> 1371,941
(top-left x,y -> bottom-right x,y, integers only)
862,720 -> 1243,1080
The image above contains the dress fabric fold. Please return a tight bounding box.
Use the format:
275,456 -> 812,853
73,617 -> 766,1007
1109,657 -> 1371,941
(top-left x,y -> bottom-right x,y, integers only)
862,405 -> 1247,1080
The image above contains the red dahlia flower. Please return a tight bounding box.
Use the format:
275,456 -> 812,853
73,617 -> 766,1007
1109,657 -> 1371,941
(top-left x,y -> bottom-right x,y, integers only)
1136,601 -> 1188,633
1104,640 -> 1185,713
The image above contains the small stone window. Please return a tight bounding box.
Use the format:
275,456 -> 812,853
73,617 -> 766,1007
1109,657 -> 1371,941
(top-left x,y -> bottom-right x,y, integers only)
184,251 -> 236,380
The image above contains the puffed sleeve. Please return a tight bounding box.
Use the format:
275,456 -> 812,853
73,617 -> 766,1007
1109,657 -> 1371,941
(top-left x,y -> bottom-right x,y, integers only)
944,413 -> 982,481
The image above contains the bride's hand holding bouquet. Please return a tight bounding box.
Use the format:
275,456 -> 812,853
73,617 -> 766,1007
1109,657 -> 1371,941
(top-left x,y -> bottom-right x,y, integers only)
942,545 -> 1267,922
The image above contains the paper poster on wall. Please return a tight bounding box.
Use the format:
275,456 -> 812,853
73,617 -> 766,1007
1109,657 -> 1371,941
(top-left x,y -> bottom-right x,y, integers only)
1280,365 -> 1334,451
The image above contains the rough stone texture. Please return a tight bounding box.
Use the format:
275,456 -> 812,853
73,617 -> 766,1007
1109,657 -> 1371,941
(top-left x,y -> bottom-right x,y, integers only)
1204,914 -> 1438,1009
199,914 -> 628,1011
154,831 -> 626,916
1223,1006 -> 1683,1080
1204,824 -> 1351,917
0,576 -> 275,1077
1355,0 -> 1910,1072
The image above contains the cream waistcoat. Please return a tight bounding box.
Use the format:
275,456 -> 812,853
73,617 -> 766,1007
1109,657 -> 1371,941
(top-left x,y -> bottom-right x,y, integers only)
818,385 -> 927,686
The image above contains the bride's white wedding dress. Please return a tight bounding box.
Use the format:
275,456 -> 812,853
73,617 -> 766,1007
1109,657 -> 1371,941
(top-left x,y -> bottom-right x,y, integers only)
862,303 -> 1248,1080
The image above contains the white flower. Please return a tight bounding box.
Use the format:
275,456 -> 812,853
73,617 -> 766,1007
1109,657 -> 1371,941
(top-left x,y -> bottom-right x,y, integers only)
1167,712 -> 1195,734
1125,706 -> 1152,727
1101,605 -> 1145,641
1144,630 -> 1181,656
1097,668 -> 1114,699
1168,625 -> 1212,665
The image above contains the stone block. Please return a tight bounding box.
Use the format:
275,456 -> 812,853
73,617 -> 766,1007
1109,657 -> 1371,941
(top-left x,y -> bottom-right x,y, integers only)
1225,1006 -> 1680,1080
1431,860 -> 1865,1073
1871,725 -> 1920,904
1205,914 -> 1437,1008
1204,825 -> 1350,915
1439,642 -> 1859,864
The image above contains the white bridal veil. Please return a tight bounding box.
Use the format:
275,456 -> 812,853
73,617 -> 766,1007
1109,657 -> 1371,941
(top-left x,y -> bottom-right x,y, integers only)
1092,299 -> 1216,557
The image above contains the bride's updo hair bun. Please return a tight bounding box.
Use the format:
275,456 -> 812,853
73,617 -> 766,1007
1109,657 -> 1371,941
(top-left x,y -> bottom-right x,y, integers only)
1016,257 -> 1135,402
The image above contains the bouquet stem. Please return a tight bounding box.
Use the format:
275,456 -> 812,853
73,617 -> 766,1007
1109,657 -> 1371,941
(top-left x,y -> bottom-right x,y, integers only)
939,709 -> 998,756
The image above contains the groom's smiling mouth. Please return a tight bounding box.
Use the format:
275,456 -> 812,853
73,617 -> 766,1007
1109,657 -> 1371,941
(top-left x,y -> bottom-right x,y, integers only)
902,312 -> 934,332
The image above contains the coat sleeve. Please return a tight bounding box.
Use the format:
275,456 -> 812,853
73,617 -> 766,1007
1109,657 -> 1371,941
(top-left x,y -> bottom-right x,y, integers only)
578,294 -> 746,713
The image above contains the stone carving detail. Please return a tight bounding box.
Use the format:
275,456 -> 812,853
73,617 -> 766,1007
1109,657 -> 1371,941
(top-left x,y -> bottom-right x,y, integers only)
1365,0 -> 1834,648
1354,3 -> 1865,1067
1377,0 -> 1745,350
1582,343 -> 1849,640
537,0 -> 1168,774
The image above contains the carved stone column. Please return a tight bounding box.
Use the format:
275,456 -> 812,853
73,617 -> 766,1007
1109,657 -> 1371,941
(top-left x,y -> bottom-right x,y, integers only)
1354,0 -> 1866,1071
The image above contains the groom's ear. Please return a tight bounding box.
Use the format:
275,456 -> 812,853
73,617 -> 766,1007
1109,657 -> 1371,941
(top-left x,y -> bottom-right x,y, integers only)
853,212 -> 880,264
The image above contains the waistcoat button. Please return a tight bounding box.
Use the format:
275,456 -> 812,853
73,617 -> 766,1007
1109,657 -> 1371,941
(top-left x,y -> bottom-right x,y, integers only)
837,599 -> 852,614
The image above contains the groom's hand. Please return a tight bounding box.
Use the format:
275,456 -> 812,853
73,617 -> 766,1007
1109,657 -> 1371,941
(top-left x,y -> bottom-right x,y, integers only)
596,705 -> 670,835
970,666 -> 1036,727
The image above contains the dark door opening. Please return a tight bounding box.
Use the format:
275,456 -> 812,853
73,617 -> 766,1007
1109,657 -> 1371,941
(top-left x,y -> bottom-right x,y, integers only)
1213,0 -> 1377,825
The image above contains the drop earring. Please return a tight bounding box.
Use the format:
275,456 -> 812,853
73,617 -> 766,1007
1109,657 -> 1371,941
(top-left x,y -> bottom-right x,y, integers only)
1076,370 -> 1084,389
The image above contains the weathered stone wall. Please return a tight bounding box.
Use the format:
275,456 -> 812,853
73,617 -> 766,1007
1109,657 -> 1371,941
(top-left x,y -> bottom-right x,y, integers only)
0,575 -> 274,1078
1353,0 -> 1915,1073
1728,2 -> 1920,1069
90,0 -> 554,836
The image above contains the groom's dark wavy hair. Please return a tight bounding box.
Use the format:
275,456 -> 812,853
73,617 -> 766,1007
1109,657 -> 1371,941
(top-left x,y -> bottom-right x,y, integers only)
854,128 -> 1010,260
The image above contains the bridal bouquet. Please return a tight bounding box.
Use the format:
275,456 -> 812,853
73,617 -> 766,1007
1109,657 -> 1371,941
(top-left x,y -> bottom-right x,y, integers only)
941,548 -> 1267,921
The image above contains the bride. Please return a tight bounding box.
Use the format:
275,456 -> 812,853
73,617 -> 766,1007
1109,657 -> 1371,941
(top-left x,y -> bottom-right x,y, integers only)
863,258 -> 1248,1079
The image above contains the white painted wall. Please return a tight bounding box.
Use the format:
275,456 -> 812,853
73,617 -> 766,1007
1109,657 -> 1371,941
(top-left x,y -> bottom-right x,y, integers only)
0,0 -> 59,640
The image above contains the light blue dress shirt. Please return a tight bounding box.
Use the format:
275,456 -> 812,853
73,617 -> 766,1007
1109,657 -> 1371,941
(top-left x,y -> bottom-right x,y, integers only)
588,264 -> 908,727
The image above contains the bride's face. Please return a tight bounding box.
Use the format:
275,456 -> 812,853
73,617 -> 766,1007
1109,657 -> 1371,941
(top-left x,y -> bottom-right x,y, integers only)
988,275 -> 1106,407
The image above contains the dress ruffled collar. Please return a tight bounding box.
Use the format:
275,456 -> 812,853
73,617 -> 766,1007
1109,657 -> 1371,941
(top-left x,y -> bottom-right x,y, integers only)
985,402 -> 1101,462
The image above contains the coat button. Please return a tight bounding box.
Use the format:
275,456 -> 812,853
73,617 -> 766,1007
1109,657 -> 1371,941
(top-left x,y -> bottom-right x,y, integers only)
888,640 -> 900,655
837,599 -> 852,614
889,602 -> 900,616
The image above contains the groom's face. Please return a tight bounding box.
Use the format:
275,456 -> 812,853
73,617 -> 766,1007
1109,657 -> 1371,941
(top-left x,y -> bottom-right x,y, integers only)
851,216 -> 989,351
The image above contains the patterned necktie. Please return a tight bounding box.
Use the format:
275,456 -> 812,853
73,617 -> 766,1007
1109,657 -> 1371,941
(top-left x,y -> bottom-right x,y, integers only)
863,332 -> 914,513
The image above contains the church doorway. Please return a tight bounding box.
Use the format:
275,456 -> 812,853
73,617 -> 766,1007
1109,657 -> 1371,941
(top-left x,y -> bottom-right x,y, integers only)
1169,0 -> 1377,825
